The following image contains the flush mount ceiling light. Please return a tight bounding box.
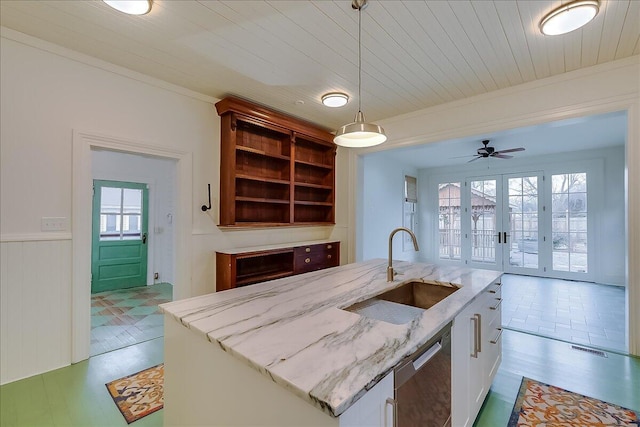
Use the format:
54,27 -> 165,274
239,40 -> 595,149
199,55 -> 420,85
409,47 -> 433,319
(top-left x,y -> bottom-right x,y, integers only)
539,0 -> 599,36
103,0 -> 152,15
322,92 -> 349,108
334,0 -> 387,148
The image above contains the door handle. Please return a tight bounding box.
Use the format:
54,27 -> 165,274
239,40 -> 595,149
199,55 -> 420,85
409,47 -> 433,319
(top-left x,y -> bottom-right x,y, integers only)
503,232 -> 508,244
497,232 -> 502,244
142,232 -> 147,244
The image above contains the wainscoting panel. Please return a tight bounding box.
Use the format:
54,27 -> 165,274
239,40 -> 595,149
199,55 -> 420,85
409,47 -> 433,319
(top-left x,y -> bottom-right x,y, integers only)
0,238 -> 72,384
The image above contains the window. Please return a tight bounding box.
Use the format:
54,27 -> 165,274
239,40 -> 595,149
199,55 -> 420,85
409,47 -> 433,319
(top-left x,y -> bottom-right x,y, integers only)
99,186 -> 143,240
552,173 -> 587,272
438,182 -> 461,260
403,175 -> 417,251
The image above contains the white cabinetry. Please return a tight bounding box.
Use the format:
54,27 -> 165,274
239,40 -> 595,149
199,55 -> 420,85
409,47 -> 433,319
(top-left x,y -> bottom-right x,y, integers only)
451,279 -> 503,427
339,372 -> 393,426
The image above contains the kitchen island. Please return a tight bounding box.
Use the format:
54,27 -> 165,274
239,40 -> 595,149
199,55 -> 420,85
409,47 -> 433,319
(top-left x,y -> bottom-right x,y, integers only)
161,259 -> 502,426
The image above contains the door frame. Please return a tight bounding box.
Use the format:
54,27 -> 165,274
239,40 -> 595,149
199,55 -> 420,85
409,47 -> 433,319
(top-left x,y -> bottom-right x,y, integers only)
72,130 -> 192,363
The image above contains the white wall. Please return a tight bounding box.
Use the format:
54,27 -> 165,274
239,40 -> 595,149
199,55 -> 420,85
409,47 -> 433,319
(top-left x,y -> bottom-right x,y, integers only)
418,146 -> 625,286
0,29 -> 347,384
92,149 -> 176,285
358,155 -> 419,262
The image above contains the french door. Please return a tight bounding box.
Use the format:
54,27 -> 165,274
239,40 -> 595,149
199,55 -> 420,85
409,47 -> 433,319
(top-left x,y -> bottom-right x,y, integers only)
465,173 -> 544,275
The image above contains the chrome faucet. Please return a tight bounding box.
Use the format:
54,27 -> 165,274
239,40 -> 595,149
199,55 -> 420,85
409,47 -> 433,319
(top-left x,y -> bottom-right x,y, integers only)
388,227 -> 420,281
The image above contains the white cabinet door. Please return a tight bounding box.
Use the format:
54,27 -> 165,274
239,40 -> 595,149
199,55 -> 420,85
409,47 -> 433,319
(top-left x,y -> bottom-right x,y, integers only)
451,301 -> 476,427
451,279 -> 502,427
339,371 -> 394,427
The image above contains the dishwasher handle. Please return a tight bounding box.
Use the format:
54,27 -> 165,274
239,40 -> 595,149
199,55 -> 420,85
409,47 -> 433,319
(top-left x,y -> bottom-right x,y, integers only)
413,341 -> 442,371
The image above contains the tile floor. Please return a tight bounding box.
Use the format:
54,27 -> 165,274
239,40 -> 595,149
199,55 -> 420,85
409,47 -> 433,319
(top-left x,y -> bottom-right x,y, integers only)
501,274 -> 626,353
91,283 -> 173,356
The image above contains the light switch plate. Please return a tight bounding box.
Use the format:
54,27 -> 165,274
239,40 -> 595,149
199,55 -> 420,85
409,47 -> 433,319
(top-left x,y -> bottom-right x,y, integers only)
41,217 -> 67,231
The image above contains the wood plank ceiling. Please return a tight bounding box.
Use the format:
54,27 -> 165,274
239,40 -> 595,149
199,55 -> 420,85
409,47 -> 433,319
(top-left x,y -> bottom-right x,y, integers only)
1,0 -> 638,130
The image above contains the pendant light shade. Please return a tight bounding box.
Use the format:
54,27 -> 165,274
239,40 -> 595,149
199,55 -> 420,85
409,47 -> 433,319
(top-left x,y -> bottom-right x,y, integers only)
334,111 -> 386,147
333,0 -> 386,148
539,0 -> 599,35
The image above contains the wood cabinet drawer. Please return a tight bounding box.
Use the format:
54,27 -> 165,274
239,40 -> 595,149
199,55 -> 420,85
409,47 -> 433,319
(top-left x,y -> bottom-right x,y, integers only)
294,243 -> 339,273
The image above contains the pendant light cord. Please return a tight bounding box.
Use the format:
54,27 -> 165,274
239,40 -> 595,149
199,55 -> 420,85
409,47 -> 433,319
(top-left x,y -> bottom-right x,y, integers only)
358,4 -> 362,114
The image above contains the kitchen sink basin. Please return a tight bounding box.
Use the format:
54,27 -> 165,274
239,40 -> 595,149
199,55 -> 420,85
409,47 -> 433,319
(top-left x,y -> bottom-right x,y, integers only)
343,280 -> 460,324
376,280 -> 459,310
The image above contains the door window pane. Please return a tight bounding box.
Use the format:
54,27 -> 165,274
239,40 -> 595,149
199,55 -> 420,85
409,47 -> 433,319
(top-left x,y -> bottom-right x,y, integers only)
99,185 -> 144,241
470,180 -> 497,264
438,183 -> 461,260
552,173 -> 587,273
123,189 -> 142,214
508,176 -> 539,269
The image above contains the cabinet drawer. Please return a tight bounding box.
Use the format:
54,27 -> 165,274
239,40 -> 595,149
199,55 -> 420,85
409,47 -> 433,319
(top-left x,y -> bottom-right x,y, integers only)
293,243 -> 339,273
294,243 -> 336,257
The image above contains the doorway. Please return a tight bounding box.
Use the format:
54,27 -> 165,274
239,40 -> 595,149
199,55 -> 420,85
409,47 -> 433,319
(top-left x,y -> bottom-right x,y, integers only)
72,130 -> 192,363
89,150 -> 178,357
441,170 -> 592,282
465,172 -> 544,277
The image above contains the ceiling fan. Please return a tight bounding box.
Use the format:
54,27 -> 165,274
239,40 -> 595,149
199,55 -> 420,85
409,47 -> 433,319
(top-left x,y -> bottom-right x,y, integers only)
466,139 -> 525,162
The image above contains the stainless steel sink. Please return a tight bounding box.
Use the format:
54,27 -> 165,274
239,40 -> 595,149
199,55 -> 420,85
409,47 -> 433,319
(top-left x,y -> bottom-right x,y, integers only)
343,280 -> 459,324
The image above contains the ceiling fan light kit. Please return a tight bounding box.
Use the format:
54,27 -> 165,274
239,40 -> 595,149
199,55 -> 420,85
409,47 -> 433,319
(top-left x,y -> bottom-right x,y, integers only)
103,0 -> 152,15
539,0 -> 599,36
333,0 -> 387,148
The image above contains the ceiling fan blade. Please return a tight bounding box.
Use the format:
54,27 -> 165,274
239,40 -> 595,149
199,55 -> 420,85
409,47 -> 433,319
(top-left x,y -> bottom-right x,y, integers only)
449,154 -> 478,159
467,156 -> 482,163
495,147 -> 525,154
492,154 -> 513,159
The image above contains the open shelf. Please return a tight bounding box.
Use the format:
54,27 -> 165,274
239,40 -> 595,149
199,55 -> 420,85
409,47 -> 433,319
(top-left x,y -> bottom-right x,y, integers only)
238,174 -> 290,185
236,196 -> 290,204
236,145 -> 290,161
294,181 -> 333,190
217,96 -> 335,227
294,159 -> 333,169
294,201 -> 333,206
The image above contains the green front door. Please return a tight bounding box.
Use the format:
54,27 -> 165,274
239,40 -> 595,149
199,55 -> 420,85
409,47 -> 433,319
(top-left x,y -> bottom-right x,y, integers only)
92,180 -> 149,293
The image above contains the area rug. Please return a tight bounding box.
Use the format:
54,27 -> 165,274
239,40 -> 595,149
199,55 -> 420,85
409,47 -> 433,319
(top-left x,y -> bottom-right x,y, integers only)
106,363 -> 164,424
508,377 -> 639,426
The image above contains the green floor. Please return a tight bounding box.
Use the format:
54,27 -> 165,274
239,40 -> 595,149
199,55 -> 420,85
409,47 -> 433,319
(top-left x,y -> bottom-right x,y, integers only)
474,329 -> 640,426
1,330 -> 638,426
0,338 -> 164,427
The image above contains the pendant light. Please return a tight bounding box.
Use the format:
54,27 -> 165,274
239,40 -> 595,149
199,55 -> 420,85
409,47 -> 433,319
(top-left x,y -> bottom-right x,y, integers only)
539,0 -> 599,36
334,0 -> 387,148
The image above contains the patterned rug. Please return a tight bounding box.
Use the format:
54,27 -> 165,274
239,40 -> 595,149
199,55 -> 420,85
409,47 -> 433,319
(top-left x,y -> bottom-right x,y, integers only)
106,364 -> 164,424
508,377 -> 640,426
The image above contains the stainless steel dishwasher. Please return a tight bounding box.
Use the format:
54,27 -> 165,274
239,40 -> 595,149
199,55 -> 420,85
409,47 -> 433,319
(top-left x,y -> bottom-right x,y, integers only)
389,323 -> 452,427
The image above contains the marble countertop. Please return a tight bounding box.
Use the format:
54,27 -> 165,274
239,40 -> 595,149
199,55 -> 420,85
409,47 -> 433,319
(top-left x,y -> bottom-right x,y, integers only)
160,259 -> 502,417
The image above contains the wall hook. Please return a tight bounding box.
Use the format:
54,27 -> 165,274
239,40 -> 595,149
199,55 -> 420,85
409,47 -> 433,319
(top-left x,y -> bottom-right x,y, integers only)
201,184 -> 212,212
